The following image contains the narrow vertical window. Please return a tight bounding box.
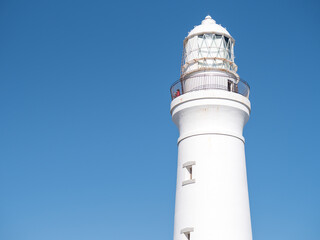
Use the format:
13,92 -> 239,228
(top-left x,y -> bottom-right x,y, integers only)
181,227 -> 194,239
182,161 -> 196,186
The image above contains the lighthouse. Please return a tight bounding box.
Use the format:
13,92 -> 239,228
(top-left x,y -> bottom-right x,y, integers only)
170,16 -> 252,240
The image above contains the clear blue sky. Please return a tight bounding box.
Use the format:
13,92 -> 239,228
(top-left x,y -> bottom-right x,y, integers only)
0,0 -> 319,239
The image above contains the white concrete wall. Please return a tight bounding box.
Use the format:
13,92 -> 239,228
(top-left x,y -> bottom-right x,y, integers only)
171,90 -> 252,240
182,71 -> 235,93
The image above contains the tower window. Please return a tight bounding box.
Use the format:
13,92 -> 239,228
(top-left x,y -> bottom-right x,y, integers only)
181,227 -> 194,239
182,161 -> 196,186
188,166 -> 192,179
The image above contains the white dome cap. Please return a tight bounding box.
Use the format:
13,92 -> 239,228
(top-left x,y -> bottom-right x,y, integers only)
187,15 -> 233,39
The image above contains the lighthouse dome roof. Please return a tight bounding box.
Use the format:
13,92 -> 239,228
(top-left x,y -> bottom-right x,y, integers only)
187,15 -> 233,39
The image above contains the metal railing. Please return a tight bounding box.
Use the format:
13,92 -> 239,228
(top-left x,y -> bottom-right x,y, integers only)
170,75 -> 250,100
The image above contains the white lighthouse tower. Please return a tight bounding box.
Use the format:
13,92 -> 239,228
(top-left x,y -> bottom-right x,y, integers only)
170,16 -> 252,240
